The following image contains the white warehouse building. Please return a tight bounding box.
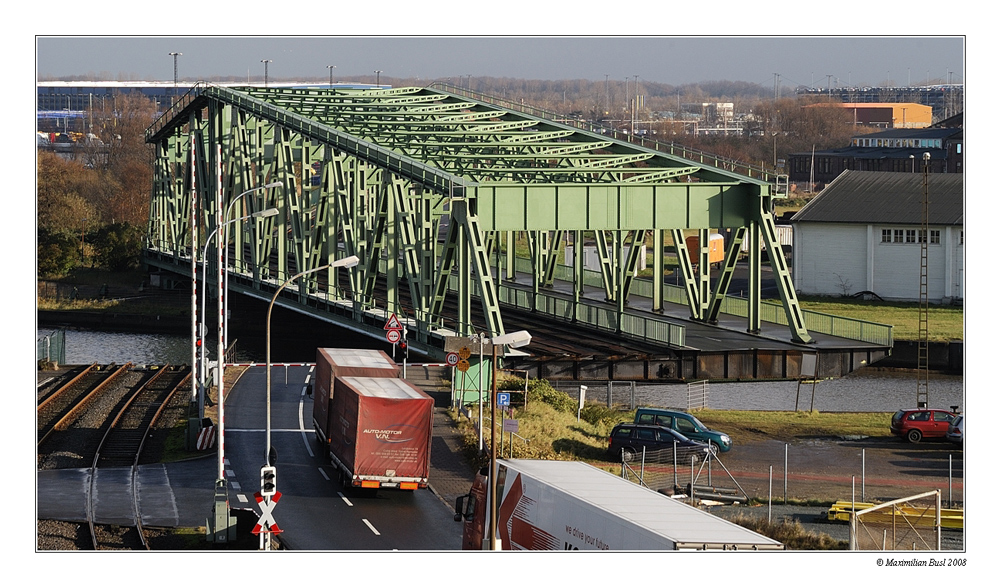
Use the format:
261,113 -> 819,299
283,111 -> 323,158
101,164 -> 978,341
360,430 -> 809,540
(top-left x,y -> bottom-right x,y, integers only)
791,170 -> 963,304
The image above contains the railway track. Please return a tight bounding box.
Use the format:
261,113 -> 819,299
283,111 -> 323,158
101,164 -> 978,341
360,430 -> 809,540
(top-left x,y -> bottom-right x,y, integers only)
86,365 -> 190,550
37,364 -> 191,550
37,363 -> 131,447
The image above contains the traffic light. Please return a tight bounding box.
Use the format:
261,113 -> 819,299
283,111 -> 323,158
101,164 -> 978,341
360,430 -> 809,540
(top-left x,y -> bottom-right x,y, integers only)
260,466 -> 277,497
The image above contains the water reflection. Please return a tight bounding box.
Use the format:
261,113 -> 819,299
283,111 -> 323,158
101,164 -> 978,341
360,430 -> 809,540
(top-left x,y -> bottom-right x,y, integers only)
39,328 -> 963,413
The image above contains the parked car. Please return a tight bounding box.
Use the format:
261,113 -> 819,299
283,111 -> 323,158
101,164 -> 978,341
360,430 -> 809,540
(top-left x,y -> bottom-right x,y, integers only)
607,423 -> 713,463
890,409 -> 958,443
946,415 -> 964,444
634,407 -> 732,453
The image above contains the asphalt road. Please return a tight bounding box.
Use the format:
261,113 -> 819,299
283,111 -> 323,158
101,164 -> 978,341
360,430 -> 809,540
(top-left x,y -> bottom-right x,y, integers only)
222,365 -> 461,550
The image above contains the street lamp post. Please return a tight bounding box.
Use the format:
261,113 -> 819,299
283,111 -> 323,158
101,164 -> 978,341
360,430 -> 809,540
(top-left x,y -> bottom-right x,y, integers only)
198,206 -> 279,419
486,330 -> 531,550
327,65 -> 336,89
257,255 -> 357,550
204,205 -> 277,545
265,255 -> 359,473
223,181 -> 282,351
374,70 -> 382,86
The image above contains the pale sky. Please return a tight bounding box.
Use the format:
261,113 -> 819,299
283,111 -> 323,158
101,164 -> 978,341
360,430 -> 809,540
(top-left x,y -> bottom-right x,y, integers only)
36,36 -> 964,89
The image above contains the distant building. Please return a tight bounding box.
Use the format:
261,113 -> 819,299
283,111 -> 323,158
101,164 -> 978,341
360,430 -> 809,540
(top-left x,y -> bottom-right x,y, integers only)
803,102 -> 933,128
790,170 -> 963,303
796,85 -> 963,121
36,80 -> 383,111
787,125 -> 963,186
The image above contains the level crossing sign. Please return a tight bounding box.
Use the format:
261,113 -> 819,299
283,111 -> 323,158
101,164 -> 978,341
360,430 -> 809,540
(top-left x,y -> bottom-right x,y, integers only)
252,491 -> 284,535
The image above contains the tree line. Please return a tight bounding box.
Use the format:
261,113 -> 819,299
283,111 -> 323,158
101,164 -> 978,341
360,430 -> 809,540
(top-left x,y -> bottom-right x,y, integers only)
37,92 -> 157,276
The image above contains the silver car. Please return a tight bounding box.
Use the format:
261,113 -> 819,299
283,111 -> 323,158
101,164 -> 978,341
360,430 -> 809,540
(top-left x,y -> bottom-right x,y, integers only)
946,415 -> 964,444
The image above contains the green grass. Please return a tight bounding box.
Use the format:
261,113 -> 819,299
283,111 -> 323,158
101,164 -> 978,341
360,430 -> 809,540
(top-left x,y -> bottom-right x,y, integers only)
794,296 -> 963,342
694,410 -> 892,444
454,379 -> 893,467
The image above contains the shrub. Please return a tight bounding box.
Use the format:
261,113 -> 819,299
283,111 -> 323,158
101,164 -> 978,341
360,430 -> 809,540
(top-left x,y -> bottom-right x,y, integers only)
89,222 -> 143,271
37,228 -> 80,277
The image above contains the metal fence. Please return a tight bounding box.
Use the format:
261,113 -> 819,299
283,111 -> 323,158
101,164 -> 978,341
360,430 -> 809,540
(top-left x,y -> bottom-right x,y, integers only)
687,381 -> 709,410
846,491 -> 947,551
617,445 -> 749,506
37,329 -> 66,365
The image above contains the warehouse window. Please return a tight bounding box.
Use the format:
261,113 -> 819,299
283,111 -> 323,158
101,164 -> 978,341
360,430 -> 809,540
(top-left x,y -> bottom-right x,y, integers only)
881,229 -> 892,243
906,230 -> 917,243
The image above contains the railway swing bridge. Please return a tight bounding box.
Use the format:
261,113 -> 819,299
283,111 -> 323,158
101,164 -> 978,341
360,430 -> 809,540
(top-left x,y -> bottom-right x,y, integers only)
143,82 -> 891,386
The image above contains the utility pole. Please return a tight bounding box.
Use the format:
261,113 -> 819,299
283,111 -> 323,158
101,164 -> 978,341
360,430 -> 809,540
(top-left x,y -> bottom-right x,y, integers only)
917,152 -> 931,409
327,65 -> 336,89
261,59 -> 272,88
374,70 -> 382,86
604,74 -> 609,115
169,52 -> 182,86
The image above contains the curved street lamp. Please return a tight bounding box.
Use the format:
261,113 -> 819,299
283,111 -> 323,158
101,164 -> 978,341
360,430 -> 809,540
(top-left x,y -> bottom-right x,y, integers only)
265,256 -> 360,467
223,181 -> 282,350
487,330 -> 531,550
198,206 -> 279,417
258,255 -> 359,548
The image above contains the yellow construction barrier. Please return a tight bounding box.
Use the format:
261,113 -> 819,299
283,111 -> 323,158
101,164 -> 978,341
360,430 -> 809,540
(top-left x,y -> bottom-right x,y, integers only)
827,500 -> 963,529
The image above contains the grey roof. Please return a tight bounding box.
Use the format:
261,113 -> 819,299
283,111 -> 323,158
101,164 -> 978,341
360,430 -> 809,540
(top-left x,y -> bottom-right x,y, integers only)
791,170 -> 964,226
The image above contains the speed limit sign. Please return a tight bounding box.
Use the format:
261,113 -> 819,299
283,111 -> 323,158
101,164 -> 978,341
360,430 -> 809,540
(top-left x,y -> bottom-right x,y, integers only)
445,352 -> 459,367
386,329 -> 401,344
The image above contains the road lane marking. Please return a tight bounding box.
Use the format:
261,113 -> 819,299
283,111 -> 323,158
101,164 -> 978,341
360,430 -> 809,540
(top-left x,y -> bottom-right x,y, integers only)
299,370 -> 315,458
237,494 -> 248,503
362,518 -> 381,536
318,468 -> 330,481
338,492 -> 353,506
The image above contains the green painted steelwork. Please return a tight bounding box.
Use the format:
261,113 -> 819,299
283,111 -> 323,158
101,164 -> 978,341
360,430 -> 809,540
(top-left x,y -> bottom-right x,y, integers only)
145,83 -> 813,359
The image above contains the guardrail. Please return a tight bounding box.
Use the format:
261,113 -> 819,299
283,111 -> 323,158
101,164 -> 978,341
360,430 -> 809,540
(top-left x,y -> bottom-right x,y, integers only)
514,256 -> 892,347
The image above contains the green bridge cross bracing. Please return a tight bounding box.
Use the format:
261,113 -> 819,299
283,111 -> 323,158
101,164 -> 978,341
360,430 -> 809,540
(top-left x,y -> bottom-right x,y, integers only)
144,83 -> 814,360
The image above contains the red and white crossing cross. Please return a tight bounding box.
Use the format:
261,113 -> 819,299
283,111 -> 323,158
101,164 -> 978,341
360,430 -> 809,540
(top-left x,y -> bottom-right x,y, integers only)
252,491 -> 283,535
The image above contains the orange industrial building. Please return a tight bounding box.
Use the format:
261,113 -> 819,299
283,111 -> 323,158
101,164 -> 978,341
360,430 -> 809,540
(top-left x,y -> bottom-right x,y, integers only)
805,102 -> 933,128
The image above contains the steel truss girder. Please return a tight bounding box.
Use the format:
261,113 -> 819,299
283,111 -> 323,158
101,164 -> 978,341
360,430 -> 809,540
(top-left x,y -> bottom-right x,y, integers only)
145,84 -> 810,345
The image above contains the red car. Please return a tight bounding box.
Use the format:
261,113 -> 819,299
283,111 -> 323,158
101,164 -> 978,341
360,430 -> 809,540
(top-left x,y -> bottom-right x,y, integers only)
890,409 -> 958,443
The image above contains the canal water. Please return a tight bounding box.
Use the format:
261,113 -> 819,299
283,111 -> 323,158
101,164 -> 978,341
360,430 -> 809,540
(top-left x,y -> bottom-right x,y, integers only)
37,327 -> 965,413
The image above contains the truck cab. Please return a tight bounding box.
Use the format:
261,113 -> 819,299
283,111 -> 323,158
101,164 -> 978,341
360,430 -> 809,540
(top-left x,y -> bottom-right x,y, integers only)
454,466 -> 490,550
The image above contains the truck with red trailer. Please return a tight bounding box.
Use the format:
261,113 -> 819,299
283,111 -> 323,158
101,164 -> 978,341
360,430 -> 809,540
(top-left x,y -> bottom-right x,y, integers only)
314,371 -> 433,492
454,459 -> 783,551
311,348 -> 399,442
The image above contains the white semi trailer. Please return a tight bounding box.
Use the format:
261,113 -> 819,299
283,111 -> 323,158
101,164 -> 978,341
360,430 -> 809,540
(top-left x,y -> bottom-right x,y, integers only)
454,459 -> 783,551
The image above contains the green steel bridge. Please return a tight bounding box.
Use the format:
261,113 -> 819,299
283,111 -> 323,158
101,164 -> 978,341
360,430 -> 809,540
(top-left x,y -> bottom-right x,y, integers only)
144,82 -> 891,382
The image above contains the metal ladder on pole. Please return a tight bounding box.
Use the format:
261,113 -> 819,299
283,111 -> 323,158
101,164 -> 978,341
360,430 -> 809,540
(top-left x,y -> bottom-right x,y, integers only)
917,156 -> 930,409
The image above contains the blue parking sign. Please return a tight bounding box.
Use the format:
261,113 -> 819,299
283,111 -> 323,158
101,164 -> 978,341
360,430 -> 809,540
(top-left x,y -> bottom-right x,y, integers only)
497,392 -> 510,406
